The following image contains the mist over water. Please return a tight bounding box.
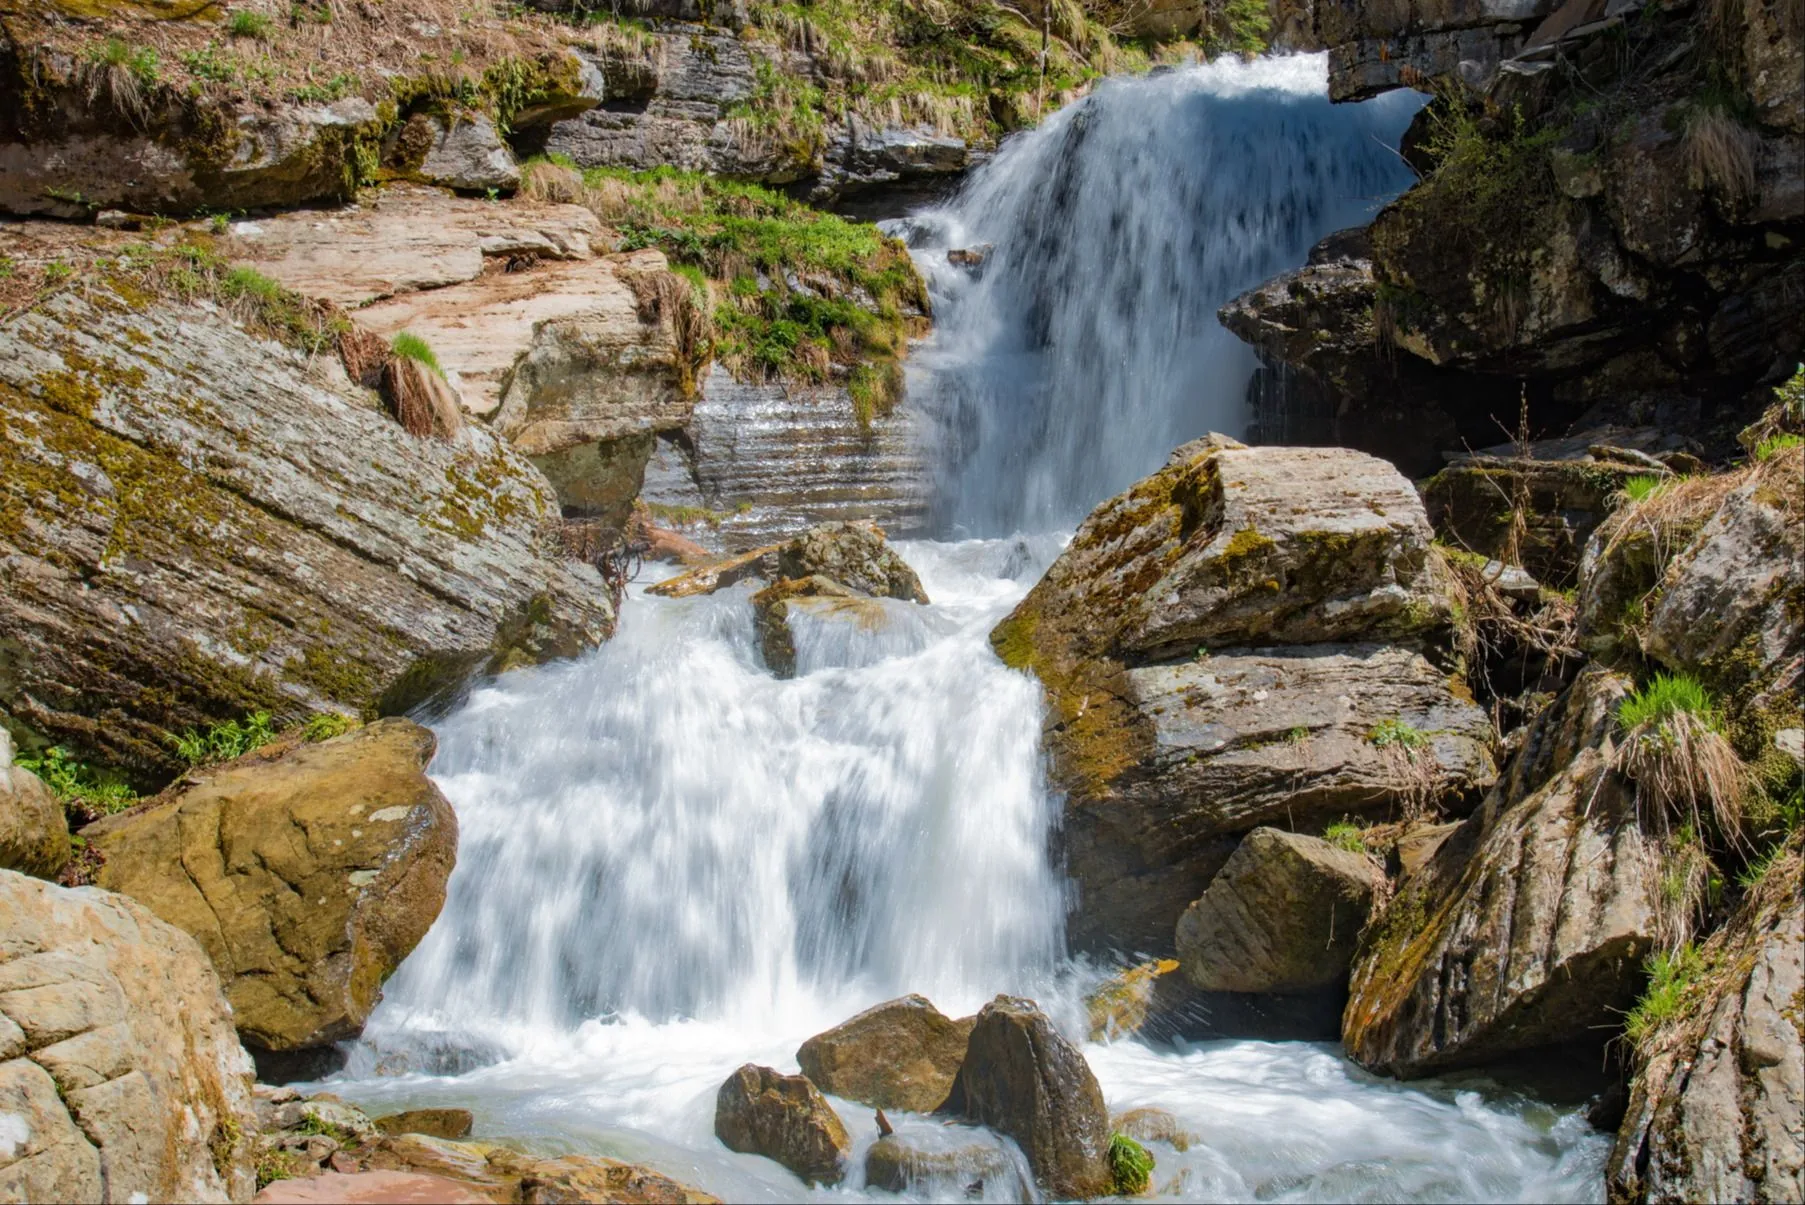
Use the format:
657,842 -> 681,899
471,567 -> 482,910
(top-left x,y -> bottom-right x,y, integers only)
338,55 -> 1610,1203
898,55 -> 1422,535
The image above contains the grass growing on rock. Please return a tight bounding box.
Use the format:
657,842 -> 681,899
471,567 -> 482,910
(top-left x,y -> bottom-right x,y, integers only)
391,331 -> 445,378
1108,1132 -> 1155,1195
168,710 -> 278,766
1623,943 -> 1705,1047
1324,820 -> 1368,854
14,746 -> 138,816
1615,672 -> 1748,849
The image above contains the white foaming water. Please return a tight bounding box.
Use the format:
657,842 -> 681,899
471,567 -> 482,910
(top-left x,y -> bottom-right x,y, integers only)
898,54 -> 1422,535
334,54 -> 1610,1204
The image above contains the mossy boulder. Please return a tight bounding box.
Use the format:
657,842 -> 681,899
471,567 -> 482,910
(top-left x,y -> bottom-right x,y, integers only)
84,720 -> 456,1069
795,994 -> 975,1114
0,268 -> 611,777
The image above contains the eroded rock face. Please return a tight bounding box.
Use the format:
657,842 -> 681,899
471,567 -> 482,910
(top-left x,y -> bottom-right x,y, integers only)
993,440 -> 1489,955
713,1064 -> 850,1186
85,720 -> 456,1064
1344,668 -> 1662,1077
0,869 -> 257,1203
937,996 -> 1112,1200
1276,0 -> 1556,100
1176,828 -> 1383,994
1608,846 -> 1804,1205
0,267 -> 613,776
795,994 -> 975,1114
0,731 -> 69,880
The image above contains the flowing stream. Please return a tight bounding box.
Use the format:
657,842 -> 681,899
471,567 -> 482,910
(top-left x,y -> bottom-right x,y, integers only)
331,54 -> 1611,1203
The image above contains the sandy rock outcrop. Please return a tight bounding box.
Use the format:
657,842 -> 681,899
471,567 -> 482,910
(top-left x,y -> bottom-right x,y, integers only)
0,869 -> 257,1203
0,731 -> 69,880
1176,828 -> 1384,994
1343,668 -> 1662,1076
0,253 -> 612,775
1607,844 -> 1804,1205
992,439 -> 1493,954
795,995 -> 974,1114
84,721 -> 456,1069
936,995 -> 1112,1200
713,1064 -> 850,1187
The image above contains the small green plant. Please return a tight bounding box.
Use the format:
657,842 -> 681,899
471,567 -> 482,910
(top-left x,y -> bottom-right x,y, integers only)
1754,432 -> 1803,461
88,37 -> 161,84
210,212 -> 231,234
1323,820 -> 1366,854
227,9 -> 273,39
1285,725 -> 1310,746
1367,718 -> 1429,751
42,260 -> 73,284
302,712 -> 358,743
1623,944 -> 1704,1047
1619,474 -> 1671,504
289,73 -> 357,103
255,1147 -> 306,1190
390,331 -> 445,378
168,711 -> 279,766
1618,672 -> 1720,733
1108,1132 -> 1155,1195
1616,672 -> 1746,845
15,747 -> 138,814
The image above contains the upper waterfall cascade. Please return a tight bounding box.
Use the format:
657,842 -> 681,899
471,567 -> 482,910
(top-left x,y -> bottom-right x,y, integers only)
899,55 -> 1423,535
339,55 -> 1611,1204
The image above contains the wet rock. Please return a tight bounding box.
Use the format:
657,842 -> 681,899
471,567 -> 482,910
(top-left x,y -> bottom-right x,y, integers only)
0,266 -> 612,775
0,730 -> 70,879
1607,845 -> 1804,1204
85,720 -> 456,1066
417,113 -> 520,194
713,1063 -> 851,1186
937,995 -> 1112,1200
373,1108 -> 475,1140
1085,959 -> 1180,1042
650,521 -> 926,602
1344,669 -> 1662,1076
863,1133 -> 1025,1199
795,994 -> 975,1113
0,868 -> 257,1203
1112,1106 -> 1195,1152
1176,828 -> 1383,994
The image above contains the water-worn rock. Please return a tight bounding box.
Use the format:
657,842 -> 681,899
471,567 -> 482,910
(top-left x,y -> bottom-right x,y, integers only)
1607,845 -> 1804,1205
0,869 -> 257,1203
0,263 -> 613,776
1176,828 -> 1383,994
0,730 -> 69,879
1085,959 -> 1180,1041
1112,1106 -> 1196,1152
863,1133 -> 1024,1199
713,1064 -> 850,1186
84,720 -> 456,1066
650,521 -> 927,603
994,440 -> 1490,954
795,994 -> 975,1114
366,1133 -> 720,1204
937,996 -> 1112,1200
374,1108 -> 474,1140
1344,669 -> 1662,1076
751,576 -> 877,679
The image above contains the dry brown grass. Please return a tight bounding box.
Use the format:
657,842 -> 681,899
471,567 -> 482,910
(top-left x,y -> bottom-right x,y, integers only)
1684,109 -> 1758,204
1616,709 -> 1749,839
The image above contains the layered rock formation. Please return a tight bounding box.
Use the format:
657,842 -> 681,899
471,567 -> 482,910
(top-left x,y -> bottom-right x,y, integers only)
84,721 -> 456,1073
0,241 -> 613,775
992,438 -> 1494,953
0,869 -> 258,1203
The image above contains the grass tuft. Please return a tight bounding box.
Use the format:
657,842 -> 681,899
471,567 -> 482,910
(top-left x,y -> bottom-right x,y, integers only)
168,711 -> 279,766
1108,1132 -> 1155,1195
390,331 -> 445,378
303,712 -> 359,742
1323,820 -> 1367,854
1616,673 -> 1747,850
1367,718 -> 1429,751
227,9 -> 274,40
1623,943 -> 1704,1048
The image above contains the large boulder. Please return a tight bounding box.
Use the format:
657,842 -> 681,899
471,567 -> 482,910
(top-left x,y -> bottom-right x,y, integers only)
936,996 -> 1112,1200
0,730 -> 69,880
1608,844 -> 1804,1204
1343,669 -> 1663,1076
1176,827 -> 1383,994
0,868 -> 257,1203
84,720 -> 456,1072
0,240 -> 613,777
713,1064 -> 850,1187
992,439 -> 1491,954
796,995 -> 975,1114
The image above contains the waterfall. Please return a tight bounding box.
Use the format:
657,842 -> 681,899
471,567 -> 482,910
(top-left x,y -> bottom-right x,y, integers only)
898,54 -> 1422,535
339,55 -> 1611,1203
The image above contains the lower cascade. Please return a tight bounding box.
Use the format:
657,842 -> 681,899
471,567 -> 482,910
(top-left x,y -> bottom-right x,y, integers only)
319,54 -> 1620,1205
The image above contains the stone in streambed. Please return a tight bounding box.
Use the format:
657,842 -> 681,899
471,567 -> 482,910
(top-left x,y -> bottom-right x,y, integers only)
714,1063 -> 851,1186
374,1108 -> 475,1140
795,993 -> 975,1113
863,1133 -> 1025,1198
649,521 -> 927,604
1176,828 -> 1383,994
936,995 -> 1113,1199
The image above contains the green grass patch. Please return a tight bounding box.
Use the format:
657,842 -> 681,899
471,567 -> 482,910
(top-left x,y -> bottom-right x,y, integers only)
227,9 -> 273,39
1623,943 -> 1704,1048
168,710 -> 278,766
1620,474 -> 1671,504
1618,672 -> 1721,734
390,331 -> 445,378
1108,1132 -> 1155,1195
1323,820 -> 1366,854
1754,432 -> 1802,461
14,746 -> 138,815
1367,718 -> 1429,751
303,712 -> 359,743
87,37 -> 161,85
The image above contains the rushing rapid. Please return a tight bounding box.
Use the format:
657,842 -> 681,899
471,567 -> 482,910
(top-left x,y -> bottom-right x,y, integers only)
332,54 -> 1611,1204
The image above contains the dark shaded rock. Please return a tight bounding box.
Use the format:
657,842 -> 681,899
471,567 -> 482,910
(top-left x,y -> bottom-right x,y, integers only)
713,1064 -> 850,1186
795,994 -> 975,1114
1176,828 -> 1383,994
937,996 -> 1112,1200
85,721 -> 456,1061
862,1133 -> 1024,1199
